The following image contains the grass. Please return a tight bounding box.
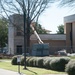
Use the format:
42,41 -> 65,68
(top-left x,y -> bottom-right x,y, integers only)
0,61 -> 65,75
0,58 -> 11,60
69,56 -> 75,59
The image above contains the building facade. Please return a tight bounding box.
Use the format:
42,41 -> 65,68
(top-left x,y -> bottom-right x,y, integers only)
64,14 -> 75,53
8,14 -> 66,55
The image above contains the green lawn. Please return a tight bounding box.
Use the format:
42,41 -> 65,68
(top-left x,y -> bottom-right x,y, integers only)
0,61 -> 65,75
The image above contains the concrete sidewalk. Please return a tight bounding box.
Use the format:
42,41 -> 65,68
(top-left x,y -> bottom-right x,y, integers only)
0,68 -> 25,75
44,74 -> 68,75
0,68 -> 68,75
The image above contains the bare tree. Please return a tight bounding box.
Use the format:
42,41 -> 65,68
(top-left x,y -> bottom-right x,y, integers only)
0,0 -> 55,51
59,0 -> 75,7
0,0 -> 55,21
0,0 -> 55,69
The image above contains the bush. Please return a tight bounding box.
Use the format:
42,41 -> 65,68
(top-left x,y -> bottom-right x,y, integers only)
43,58 -> 52,69
26,57 -> 33,66
21,56 -> 32,66
0,56 -> 2,59
65,59 -> 75,75
29,57 -> 38,67
28,57 -> 35,66
50,57 -> 70,71
0,54 -> 3,59
11,56 -> 17,65
21,57 -> 24,66
26,57 -> 43,67
36,58 -> 43,68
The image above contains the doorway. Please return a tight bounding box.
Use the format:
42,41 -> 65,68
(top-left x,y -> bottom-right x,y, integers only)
16,45 -> 22,54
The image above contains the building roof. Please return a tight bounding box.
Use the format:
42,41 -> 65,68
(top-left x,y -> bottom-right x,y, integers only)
64,14 -> 75,23
30,34 -> 66,40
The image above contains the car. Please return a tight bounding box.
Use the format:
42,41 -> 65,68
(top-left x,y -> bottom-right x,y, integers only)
57,49 -> 67,56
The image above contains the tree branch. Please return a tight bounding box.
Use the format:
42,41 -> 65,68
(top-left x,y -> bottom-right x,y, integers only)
0,2 -> 24,35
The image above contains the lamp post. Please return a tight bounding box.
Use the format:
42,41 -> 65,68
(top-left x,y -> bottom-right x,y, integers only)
23,0 -> 27,69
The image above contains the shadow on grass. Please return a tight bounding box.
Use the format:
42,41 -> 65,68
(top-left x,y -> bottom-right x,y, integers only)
25,68 -> 38,75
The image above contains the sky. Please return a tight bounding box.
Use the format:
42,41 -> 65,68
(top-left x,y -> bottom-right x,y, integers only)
38,3 -> 75,34
1,1 -> 75,34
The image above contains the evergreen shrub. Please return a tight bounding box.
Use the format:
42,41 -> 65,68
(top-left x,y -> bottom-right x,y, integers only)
36,58 -> 43,68
11,56 -> 17,65
21,57 -> 24,66
65,59 -> 75,75
43,58 -> 52,69
50,57 -> 70,71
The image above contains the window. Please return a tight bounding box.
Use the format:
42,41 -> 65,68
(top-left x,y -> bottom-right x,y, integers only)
16,45 -> 22,54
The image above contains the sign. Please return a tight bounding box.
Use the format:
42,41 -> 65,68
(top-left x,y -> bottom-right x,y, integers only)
17,56 -> 21,63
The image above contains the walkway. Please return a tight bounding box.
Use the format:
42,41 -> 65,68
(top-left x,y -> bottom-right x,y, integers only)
0,68 -> 25,75
0,68 -> 68,75
44,74 -> 68,75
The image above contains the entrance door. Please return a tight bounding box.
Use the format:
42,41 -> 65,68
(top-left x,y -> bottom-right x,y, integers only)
16,45 -> 22,54
70,23 -> 73,49
70,23 -> 74,53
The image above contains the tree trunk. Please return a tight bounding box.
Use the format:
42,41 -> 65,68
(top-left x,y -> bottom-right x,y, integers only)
27,19 -> 30,54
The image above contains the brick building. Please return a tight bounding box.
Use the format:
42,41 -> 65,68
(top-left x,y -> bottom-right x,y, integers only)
64,14 -> 75,53
8,14 -> 66,55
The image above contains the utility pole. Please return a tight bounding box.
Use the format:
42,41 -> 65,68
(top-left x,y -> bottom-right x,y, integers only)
23,0 -> 27,69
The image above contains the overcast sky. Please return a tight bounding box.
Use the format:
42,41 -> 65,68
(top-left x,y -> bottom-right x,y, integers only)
38,3 -> 75,34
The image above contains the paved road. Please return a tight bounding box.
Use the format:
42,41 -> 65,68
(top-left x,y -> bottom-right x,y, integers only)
0,68 -> 25,75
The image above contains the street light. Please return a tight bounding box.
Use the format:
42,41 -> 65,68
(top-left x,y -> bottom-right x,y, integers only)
23,0 -> 27,69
